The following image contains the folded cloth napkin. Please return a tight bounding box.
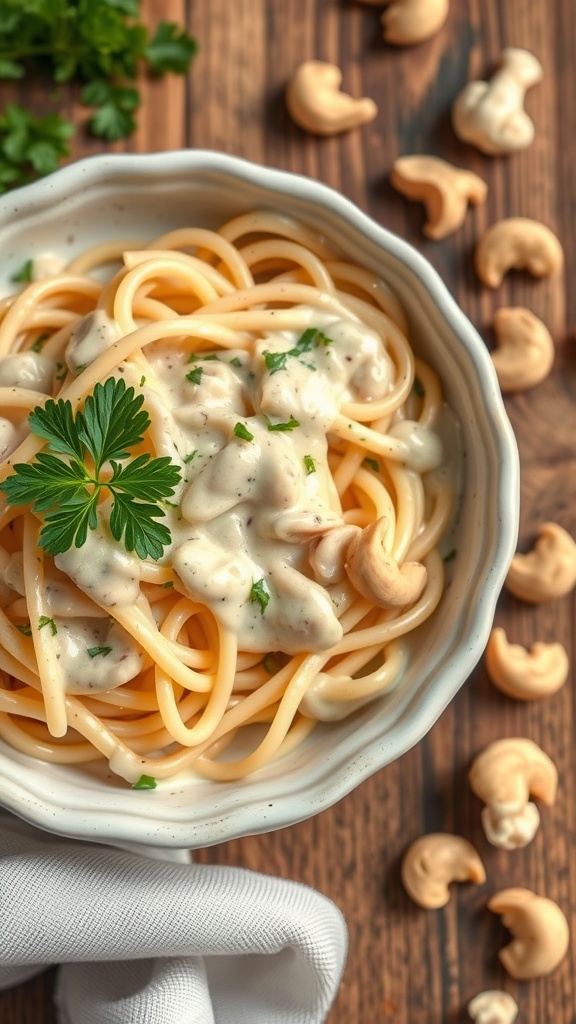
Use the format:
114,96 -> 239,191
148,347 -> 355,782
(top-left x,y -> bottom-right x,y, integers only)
0,810 -> 347,1024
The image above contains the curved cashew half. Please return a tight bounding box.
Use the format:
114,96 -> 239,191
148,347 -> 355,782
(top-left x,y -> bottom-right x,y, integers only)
475,218 -> 564,288
381,0 -> 449,46
345,516 -> 427,608
390,156 -> 487,239
452,48 -> 543,154
285,61 -> 378,136
309,525 -> 361,586
491,307 -> 554,392
488,888 -> 569,979
469,738 -> 557,850
401,833 -> 486,908
468,991 -> 518,1024
486,627 -> 569,700
505,522 -> 576,603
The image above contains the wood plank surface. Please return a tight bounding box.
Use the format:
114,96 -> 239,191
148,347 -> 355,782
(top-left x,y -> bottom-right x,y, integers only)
1,1 -> 575,1021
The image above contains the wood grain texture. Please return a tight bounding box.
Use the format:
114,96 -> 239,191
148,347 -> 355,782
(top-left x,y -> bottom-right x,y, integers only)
1,1 -> 575,1021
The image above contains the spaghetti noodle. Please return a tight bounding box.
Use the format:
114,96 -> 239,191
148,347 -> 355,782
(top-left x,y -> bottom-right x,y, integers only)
0,211 -> 455,785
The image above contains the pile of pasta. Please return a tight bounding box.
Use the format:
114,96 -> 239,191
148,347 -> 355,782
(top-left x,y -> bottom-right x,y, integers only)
0,211 -> 454,784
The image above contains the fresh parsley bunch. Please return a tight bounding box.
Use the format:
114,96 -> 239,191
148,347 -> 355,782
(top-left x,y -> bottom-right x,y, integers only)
0,377 -> 182,560
0,103 -> 74,194
0,0 -> 197,153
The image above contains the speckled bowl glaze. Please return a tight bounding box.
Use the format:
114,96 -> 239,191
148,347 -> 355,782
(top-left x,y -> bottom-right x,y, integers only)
0,151 -> 519,848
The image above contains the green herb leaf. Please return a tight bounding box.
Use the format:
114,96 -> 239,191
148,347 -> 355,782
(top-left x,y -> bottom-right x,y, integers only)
145,21 -> 198,74
263,350 -> 289,375
413,377 -> 425,398
267,417 -> 300,432
233,422 -> 254,442
160,580 -> 174,589
303,455 -> 316,474
443,548 -> 457,563
0,378 -> 181,560
0,105 -> 73,194
186,366 -> 203,385
250,577 -> 270,614
31,333 -> 49,353
87,645 -> 112,658
362,458 -> 380,472
16,622 -> 32,637
132,774 -> 157,790
38,615 -> 57,636
183,450 -> 198,464
229,357 -> 243,368
296,327 -> 334,351
11,258 -> 33,283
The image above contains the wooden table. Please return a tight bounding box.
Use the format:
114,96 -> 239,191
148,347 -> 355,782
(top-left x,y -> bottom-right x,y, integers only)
2,1 -> 575,1021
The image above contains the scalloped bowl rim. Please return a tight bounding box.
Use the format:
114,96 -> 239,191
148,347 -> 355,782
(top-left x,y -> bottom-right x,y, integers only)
0,151 -> 519,848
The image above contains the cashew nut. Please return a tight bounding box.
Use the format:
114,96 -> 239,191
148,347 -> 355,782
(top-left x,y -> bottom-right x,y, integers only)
285,61 -> 378,136
380,0 -> 449,46
390,156 -> 487,239
468,991 -> 518,1024
505,522 -> 576,603
490,307 -> 554,391
488,888 -> 570,979
469,738 -> 557,850
345,516 -> 427,608
309,525 -> 362,586
452,48 -> 542,154
475,218 -> 564,288
486,627 -> 569,701
401,833 -> 486,908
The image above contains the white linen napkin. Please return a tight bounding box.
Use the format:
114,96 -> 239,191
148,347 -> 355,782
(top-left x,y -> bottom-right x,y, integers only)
0,810 -> 347,1024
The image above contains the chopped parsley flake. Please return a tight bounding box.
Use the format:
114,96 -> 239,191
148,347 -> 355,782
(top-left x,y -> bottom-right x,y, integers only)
229,357 -> 243,368
233,422 -> 254,442
250,577 -> 270,614
263,326 -> 334,375
443,548 -> 457,563
132,775 -> 157,790
303,455 -> 316,474
413,377 -> 425,398
160,580 -> 174,589
267,417 -> 300,432
183,450 -> 198,464
11,258 -> 33,283
16,622 -> 32,636
363,458 -> 379,472
38,615 -> 57,636
186,366 -> 203,385
31,333 -> 49,353
75,363 -> 87,375
87,645 -> 112,658
140,375 -> 146,386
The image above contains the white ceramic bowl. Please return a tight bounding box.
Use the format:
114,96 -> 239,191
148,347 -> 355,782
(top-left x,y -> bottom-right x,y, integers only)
0,151 -> 519,848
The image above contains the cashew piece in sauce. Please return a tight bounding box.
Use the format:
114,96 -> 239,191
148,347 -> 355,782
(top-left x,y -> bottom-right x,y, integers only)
380,0 -> 449,46
452,48 -> 543,154
505,522 -> 576,603
345,516 -> 427,608
401,833 -> 486,908
490,307 -> 555,391
486,627 -> 569,701
285,61 -> 378,136
468,991 -> 518,1024
390,156 -> 487,239
488,888 -> 569,979
469,737 -> 557,850
475,217 -> 563,288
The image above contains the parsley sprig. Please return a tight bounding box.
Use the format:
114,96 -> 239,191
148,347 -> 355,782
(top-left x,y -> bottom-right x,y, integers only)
0,0 -> 197,168
0,377 -> 181,560
0,104 -> 73,195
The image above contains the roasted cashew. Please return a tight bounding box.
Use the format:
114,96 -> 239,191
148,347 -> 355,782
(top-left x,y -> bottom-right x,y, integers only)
285,61 -> 377,136
390,156 -> 487,239
345,516 -> 427,608
380,0 -> 449,46
469,738 -> 557,850
488,888 -> 570,979
452,48 -> 542,154
468,991 -> 518,1024
486,627 -> 569,701
491,307 -> 554,392
475,218 -> 564,288
401,833 -> 486,908
309,525 -> 362,586
505,522 -> 576,603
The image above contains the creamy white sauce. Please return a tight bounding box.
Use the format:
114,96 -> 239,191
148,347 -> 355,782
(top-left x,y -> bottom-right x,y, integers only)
0,352 -> 54,393
31,252 -> 66,281
54,617 -> 143,693
50,307 -> 446,656
65,310 -> 121,374
55,520 -> 141,608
